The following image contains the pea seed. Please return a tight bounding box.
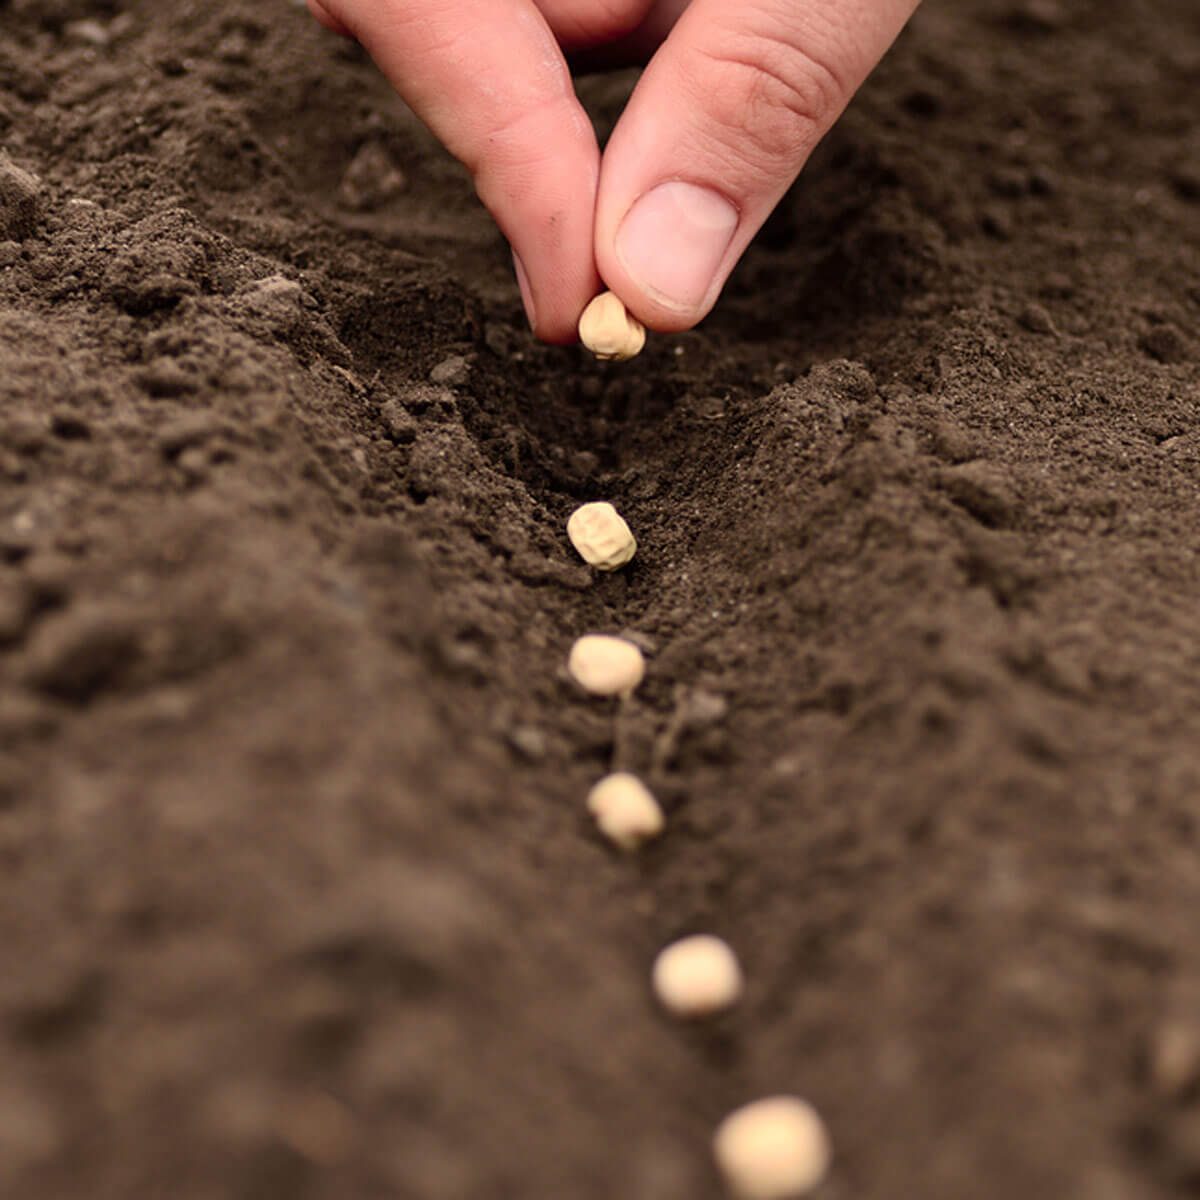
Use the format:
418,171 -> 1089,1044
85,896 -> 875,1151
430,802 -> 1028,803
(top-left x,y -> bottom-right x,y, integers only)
713,1097 -> 831,1200
587,772 -> 664,850
567,634 -> 645,696
578,291 -> 646,361
567,502 -> 637,571
653,935 -> 743,1019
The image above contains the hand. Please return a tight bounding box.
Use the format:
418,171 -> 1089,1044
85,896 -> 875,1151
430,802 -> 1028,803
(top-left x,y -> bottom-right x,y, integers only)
308,1 -> 919,343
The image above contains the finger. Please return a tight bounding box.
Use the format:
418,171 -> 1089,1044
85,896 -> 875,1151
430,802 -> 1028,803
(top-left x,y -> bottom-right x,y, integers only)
533,0 -> 658,50
595,0 -> 920,331
306,0 -> 351,36
315,0 -> 602,342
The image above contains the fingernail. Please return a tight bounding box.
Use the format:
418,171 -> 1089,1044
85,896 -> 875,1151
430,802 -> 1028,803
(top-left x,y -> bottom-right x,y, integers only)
512,250 -> 537,333
615,182 -> 739,312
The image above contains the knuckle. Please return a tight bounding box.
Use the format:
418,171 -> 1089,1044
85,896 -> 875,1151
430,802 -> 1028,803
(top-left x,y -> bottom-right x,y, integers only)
685,24 -> 849,175
475,91 -> 576,172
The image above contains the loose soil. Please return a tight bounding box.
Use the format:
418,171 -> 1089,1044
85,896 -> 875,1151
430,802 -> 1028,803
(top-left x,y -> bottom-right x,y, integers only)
2,1 -> 1200,1197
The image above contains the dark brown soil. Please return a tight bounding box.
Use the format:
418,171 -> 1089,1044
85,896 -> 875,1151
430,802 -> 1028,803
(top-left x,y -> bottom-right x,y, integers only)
2,1 -> 1200,1196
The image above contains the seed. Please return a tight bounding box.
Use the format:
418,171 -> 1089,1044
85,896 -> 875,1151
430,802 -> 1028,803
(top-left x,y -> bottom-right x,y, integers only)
652,935 -> 743,1019
578,291 -> 646,362
567,502 -> 636,571
713,1097 -> 831,1200
567,634 -> 645,697
587,772 -> 664,850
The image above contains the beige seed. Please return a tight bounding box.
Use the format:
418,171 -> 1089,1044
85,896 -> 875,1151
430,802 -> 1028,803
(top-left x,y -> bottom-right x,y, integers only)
652,935 -> 743,1019
713,1097 -> 831,1200
578,291 -> 646,361
567,634 -> 645,697
567,502 -> 637,571
587,772 -> 664,850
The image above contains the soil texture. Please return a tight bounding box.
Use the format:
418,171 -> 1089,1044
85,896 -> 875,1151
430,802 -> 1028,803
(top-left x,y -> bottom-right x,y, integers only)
2,1 -> 1200,1197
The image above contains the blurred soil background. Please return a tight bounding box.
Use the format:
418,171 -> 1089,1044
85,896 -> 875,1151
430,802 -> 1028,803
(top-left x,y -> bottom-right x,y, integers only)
2,0 -> 1200,1196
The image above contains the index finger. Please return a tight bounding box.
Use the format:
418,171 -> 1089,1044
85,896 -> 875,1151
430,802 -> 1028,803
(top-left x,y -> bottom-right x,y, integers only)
314,0 -> 602,342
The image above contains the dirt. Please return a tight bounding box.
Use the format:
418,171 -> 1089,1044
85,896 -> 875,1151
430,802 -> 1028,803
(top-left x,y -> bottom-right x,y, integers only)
1,0 -> 1199,1196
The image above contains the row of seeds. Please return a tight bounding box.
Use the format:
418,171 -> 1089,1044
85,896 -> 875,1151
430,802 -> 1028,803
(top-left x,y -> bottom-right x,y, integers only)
563,313 -> 830,1199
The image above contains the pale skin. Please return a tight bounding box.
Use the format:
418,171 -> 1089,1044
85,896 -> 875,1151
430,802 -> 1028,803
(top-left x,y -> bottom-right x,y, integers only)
307,0 -> 920,343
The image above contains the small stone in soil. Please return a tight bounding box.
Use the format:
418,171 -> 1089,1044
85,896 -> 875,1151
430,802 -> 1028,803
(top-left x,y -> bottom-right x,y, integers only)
567,634 -> 645,696
1018,302 -> 1056,334
338,142 -> 407,212
0,152 -> 42,241
587,772 -> 663,850
713,1096 -> 831,1200
429,355 -> 470,387
379,400 -> 418,443
506,725 -> 548,762
653,934 -> 743,1019
66,19 -> 111,47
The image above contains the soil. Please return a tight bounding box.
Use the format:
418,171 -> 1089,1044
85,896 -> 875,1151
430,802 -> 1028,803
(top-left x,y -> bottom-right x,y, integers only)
2,1 -> 1200,1197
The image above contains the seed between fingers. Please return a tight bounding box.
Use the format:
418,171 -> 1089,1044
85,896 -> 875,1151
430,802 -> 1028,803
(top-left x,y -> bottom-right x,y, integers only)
578,291 -> 646,361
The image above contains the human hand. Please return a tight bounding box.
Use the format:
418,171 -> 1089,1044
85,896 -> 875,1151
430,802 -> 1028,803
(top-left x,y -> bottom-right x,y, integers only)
307,1 -> 919,343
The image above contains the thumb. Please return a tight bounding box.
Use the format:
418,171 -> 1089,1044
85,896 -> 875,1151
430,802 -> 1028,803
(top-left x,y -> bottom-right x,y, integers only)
595,0 -> 919,331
